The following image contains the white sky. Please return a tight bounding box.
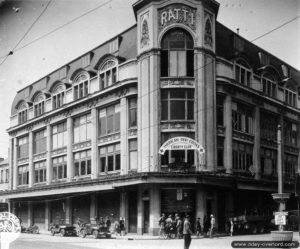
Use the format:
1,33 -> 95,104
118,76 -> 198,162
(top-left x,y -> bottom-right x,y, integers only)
0,0 -> 299,158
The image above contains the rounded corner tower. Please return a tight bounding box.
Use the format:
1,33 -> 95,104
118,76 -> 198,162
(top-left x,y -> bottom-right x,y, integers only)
133,0 -> 219,172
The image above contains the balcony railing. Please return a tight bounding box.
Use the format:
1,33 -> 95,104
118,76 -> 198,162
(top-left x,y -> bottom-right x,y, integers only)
160,163 -> 196,173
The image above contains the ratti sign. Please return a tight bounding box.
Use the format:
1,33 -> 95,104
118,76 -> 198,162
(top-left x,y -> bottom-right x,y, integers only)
158,5 -> 196,31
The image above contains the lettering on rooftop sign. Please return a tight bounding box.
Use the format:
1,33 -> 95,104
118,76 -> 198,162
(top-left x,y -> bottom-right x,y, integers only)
158,5 -> 196,31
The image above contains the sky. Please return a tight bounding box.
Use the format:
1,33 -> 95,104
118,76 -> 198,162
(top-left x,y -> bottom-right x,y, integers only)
0,0 -> 299,158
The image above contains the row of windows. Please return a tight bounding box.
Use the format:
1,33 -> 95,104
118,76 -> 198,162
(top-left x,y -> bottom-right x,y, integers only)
17,140 -> 137,185
16,99 -> 137,159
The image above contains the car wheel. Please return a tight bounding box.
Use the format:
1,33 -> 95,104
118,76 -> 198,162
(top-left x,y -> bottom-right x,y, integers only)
60,229 -> 66,236
51,228 -> 55,236
93,230 -> 99,239
80,229 -> 86,238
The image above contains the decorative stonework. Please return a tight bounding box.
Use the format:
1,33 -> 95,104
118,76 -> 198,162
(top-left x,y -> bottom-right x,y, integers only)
261,139 -> 277,148
160,78 -> 195,88
217,126 -> 225,135
140,12 -> 150,49
73,140 -> 91,150
161,122 -> 195,131
52,147 -> 67,156
232,131 -> 254,142
158,5 -> 196,32
17,157 -> 29,165
98,133 -> 120,144
128,128 -> 137,137
284,145 -> 299,155
33,152 -> 47,161
204,12 -> 213,47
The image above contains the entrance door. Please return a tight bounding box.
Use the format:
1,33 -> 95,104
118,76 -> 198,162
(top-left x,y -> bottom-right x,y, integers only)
128,191 -> 137,233
143,200 -> 149,234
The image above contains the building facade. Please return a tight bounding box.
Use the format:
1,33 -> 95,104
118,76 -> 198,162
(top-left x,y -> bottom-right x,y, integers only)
3,0 -> 300,234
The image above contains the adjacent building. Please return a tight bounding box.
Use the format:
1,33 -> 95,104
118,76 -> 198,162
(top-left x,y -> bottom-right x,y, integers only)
2,0 -> 300,234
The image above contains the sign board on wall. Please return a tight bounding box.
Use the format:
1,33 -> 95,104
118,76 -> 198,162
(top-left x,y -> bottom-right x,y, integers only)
274,212 -> 288,225
159,137 -> 204,155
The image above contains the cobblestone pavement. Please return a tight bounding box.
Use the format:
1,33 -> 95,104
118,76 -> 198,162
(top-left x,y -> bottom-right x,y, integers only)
7,232 -> 300,249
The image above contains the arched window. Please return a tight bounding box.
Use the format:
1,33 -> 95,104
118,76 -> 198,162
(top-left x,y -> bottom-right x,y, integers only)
52,84 -> 65,109
262,73 -> 277,98
18,102 -> 28,124
235,59 -> 251,86
73,71 -> 89,100
99,59 -> 117,90
161,29 -> 194,77
33,93 -> 45,117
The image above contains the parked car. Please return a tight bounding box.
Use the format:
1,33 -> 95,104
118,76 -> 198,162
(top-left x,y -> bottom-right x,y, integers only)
50,219 -> 77,236
79,223 -> 111,239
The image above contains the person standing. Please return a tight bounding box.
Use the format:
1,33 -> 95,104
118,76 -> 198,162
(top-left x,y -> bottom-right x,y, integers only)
183,215 -> 192,249
209,214 -> 215,238
158,213 -> 166,238
176,215 -> 183,239
230,219 -> 234,236
119,217 -> 125,236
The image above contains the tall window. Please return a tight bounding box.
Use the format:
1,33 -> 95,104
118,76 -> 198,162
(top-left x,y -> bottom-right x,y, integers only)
260,112 -> 277,141
34,161 -> 46,183
99,104 -> 120,136
34,93 -> 45,117
99,59 -> 117,90
52,84 -> 65,109
216,95 -> 224,126
284,154 -> 297,179
262,73 -> 277,98
235,60 -> 251,86
74,150 -> 91,177
260,148 -> 277,176
18,165 -> 29,185
73,72 -> 89,100
52,156 -> 67,180
52,122 -> 67,149
284,83 -> 296,107
129,139 -> 137,170
232,141 -> 253,171
33,129 -> 46,154
18,136 -> 29,159
284,120 -> 298,146
232,103 -> 254,134
74,114 -> 91,143
99,144 -> 120,173
128,98 -> 137,128
18,102 -> 28,124
162,89 -> 194,121
161,29 -> 194,77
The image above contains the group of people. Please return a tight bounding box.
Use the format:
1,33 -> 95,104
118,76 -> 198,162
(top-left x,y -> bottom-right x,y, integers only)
159,213 -> 216,249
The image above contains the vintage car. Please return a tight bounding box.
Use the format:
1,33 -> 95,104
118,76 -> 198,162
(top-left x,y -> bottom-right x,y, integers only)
50,220 -> 77,236
79,223 -> 111,239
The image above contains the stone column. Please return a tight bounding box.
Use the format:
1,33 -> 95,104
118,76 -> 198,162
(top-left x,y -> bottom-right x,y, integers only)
196,187 -> 207,227
120,191 -> 128,232
225,192 -> 234,218
253,106 -> 261,180
224,95 -> 232,174
45,201 -> 50,231
149,185 -> 160,236
90,193 -> 97,224
120,97 -> 128,175
137,187 -> 143,235
46,124 -> 52,184
67,117 -> 74,181
91,108 -> 98,179
9,138 -> 14,190
65,197 -> 72,225
13,137 -> 18,190
28,131 -> 34,187
28,201 -> 33,226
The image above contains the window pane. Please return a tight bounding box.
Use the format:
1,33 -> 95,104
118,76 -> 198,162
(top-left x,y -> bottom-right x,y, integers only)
107,115 -> 114,134
170,89 -> 185,98
170,100 -> 185,120
100,117 -> 106,136
178,51 -> 186,76
186,50 -> 194,77
75,162 -> 80,176
161,100 -> 168,120
58,165 -> 63,179
108,156 -> 114,171
100,157 -> 106,172
187,101 -> 194,120
115,112 -> 120,132
161,50 -> 169,77
129,151 -> 137,170
81,161 -> 86,175
87,159 -> 91,174
169,51 -> 177,76
115,154 -> 120,170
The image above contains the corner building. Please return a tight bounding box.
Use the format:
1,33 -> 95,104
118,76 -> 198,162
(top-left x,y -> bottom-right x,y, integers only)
4,0 -> 300,234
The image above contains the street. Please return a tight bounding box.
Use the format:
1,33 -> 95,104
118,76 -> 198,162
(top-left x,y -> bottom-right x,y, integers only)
6,232 -> 300,249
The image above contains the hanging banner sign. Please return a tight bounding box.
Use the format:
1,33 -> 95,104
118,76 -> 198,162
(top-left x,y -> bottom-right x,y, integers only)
159,137 -> 205,155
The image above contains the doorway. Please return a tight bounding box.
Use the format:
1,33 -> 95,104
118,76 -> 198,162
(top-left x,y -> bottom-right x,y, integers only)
143,200 -> 149,234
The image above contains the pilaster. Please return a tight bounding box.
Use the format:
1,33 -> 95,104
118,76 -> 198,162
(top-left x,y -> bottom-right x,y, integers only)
149,185 -> 160,236
254,106 -> 261,180
28,131 -> 33,187
28,201 -> 33,226
13,137 -> 18,190
45,201 -> 50,230
120,191 -> 128,231
137,186 -> 143,235
91,108 -> 98,179
90,193 -> 97,224
67,117 -> 74,181
120,97 -> 128,175
65,197 -> 72,225
224,95 -> 232,174
46,124 -> 52,184
196,187 -> 206,225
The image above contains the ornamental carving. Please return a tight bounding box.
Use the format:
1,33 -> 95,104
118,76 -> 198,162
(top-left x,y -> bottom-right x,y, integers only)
158,5 -> 196,32
141,13 -> 150,49
204,17 -> 213,47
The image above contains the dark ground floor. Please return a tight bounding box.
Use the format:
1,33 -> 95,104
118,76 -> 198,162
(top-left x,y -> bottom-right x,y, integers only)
8,181 -> 298,235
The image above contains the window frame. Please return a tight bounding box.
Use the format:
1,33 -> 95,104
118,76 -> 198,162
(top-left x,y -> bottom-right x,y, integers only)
98,59 -> 118,90
18,165 -> 29,186
17,136 -> 29,159
52,155 -> 67,181
52,122 -> 67,150
99,143 -> 121,173
262,73 -> 277,98
33,129 -> 47,155
74,150 -> 91,177
52,84 -> 65,109
73,72 -> 90,100
73,113 -> 92,144
34,160 -> 46,183
18,102 -> 28,124
234,60 -> 252,86
99,104 -> 120,137
33,93 -> 45,117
